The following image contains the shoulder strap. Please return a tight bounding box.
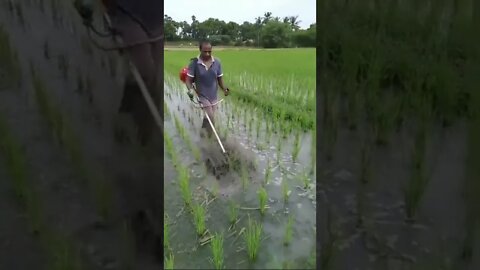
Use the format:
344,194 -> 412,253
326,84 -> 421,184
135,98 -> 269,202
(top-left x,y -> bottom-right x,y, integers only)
190,57 -> 198,79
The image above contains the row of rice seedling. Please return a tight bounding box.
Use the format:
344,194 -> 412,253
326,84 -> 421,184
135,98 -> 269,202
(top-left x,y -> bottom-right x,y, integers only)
319,0 -> 475,224
0,24 -> 21,89
32,71 -> 113,220
172,113 -> 201,161
0,113 -> 84,269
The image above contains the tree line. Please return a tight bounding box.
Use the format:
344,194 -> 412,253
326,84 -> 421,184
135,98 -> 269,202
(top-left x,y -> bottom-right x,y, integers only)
164,12 -> 316,48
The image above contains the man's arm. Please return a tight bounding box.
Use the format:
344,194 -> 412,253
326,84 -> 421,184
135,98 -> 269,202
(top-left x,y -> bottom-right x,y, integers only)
217,76 -> 227,92
216,62 -> 229,95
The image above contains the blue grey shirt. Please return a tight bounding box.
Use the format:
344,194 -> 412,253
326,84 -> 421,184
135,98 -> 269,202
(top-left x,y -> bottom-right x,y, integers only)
187,56 -> 224,101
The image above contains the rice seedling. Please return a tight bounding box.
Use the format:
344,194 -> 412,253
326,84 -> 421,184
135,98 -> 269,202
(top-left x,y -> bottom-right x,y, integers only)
241,162 -> 249,190
43,231 -> 84,270
210,232 -> 225,269
276,136 -> 282,163
292,132 -> 301,162
310,129 -> 316,174
258,187 -> 268,215
283,215 -> 294,246
0,25 -> 22,88
178,165 -> 192,207
244,217 -> 263,262
43,40 -> 50,59
164,131 -> 178,166
14,2 -> 25,29
256,118 -> 261,138
282,177 -> 290,203
0,115 -> 28,201
192,203 -> 206,236
228,200 -> 238,224
404,127 -> 429,222
165,253 -> 175,269
264,159 -> 272,185
120,221 -> 135,269
164,215 -> 170,249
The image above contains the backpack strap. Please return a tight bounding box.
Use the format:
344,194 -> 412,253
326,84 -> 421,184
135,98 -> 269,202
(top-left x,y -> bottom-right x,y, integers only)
190,57 -> 198,82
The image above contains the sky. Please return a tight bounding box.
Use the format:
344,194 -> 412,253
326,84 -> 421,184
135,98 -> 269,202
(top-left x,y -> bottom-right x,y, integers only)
165,0 -> 316,29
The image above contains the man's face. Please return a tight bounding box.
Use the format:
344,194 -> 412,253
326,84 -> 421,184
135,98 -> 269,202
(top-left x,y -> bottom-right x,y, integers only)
200,43 -> 212,59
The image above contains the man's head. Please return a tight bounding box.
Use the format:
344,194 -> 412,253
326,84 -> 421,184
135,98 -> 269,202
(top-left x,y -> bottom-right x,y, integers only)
199,40 -> 212,60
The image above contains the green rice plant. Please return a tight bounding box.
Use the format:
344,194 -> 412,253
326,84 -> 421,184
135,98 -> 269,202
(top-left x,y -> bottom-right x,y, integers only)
192,203 -> 206,236
120,221 -> 135,269
228,200 -> 238,224
258,187 -> 268,215
0,116 -> 28,200
276,137 -> 282,164
165,253 -> 174,269
256,118 -> 261,138
300,171 -> 310,189
43,40 -> 50,59
292,132 -> 301,162
164,131 -> 178,165
212,180 -> 219,198
241,162 -> 249,190
264,159 -> 272,185
164,215 -> 169,249
359,138 -> 372,184
244,217 -> 263,262
404,127 -> 429,221
282,177 -> 290,203
210,232 -> 224,269
310,129 -> 316,174
57,54 -> 69,80
43,231 -> 83,270
178,165 -> 192,206
283,215 -> 294,245
0,25 -> 21,88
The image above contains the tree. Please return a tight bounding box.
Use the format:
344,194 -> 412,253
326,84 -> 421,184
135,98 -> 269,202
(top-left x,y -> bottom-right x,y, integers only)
260,20 -> 292,48
164,15 -> 179,41
293,23 -> 316,47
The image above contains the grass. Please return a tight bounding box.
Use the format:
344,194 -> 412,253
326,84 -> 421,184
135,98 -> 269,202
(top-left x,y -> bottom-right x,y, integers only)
258,187 -> 268,215
192,203 -> 206,236
210,232 -> 225,269
244,217 -> 263,262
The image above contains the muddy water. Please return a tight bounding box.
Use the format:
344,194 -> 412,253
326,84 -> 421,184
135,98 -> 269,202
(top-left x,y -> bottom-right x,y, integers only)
164,75 -> 316,269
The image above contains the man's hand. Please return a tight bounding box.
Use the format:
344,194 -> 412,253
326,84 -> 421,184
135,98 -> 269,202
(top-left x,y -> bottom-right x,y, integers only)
74,0 -> 94,26
223,88 -> 230,96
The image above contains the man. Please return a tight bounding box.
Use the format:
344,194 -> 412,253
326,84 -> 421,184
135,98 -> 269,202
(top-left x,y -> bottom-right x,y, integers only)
74,0 -> 163,146
185,40 -> 229,137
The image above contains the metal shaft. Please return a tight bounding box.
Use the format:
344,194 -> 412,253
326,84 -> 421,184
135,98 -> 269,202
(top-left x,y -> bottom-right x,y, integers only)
203,108 -> 226,154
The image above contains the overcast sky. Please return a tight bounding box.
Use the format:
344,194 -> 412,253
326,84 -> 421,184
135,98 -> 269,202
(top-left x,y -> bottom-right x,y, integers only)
165,0 -> 316,29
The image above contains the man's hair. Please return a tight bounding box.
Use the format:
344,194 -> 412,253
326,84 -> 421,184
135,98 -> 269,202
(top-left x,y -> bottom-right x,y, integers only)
199,40 -> 211,50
